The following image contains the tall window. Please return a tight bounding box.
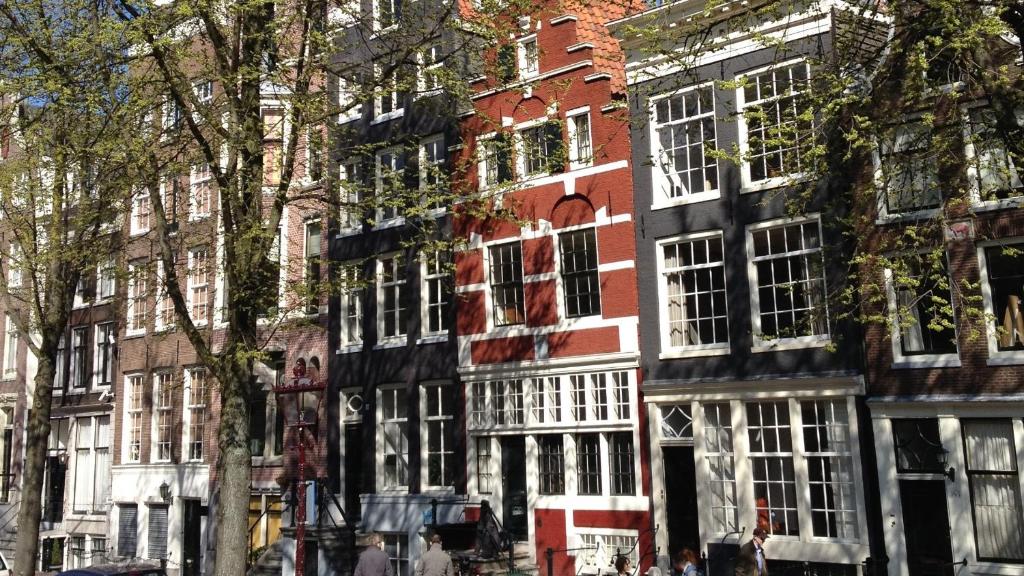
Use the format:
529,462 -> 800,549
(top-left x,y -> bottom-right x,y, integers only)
703,403 -> 737,534
880,122 -> 941,214
739,61 -> 812,186
489,242 -> 525,326
148,505 -> 168,560
162,178 -> 179,228
519,122 -> 562,177
419,45 -> 443,93
54,335 -> 66,391
423,251 -> 450,335
530,377 -> 561,424
340,159 -> 364,231
127,261 -> 147,334
189,164 -> 212,220
153,372 -> 173,462
382,533 -> 409,576
188,247 -> 210,324
156,260 -> 175,330
186,369 -> 208,461
568,112 -> 592,168
559,229 -> 601,317
423,383 -> 455,488
97,259 -> 116,300
968,108 -> 1023,201
962,419 -> 1024,561
374,67 -> 401,117
570,375 -> 586,421
374,0 -> 400,29
538,435 -> 565,495
492,380 -> 524,425
419,135 -> 446,208
653,85 -> 719,200
801,400 -> 857,539
375,148 -> 404,223
94,323 -> 114,387
609,432 -> 635,495
69,536 -> 85,568
307,129 -> 323,182
748,401 -> 798,536
380,387 -> 408,489
476,437 -> 492,493
517,36 -> 539,79
6,244 -> 20,288
70,326 -> 88,389
749,219 -> 828,342
470,382 -> 489,428
130,193 -> 150,235
661,234 -> 729,350
480,135 -> 512,188
590,373 -> 609,420
304,222 -> 321,314
262,109 -> 284,185
576,434 -> 602,495
73,416 -> 110,514
117,505 -> 138,557
611,372 -> 630,419
891,254 -> 957,356
2,316 -> 16,378
983,244 -> 1024,351
340,264 -> 364,346
125,375 -> 143,462
378,255 -> 407,340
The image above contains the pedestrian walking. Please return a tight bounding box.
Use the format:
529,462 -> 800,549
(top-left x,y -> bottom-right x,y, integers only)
417,534 -> 454,576
354,533 -> 395,576
674,548 -> 701,576
734,528 -> 769,576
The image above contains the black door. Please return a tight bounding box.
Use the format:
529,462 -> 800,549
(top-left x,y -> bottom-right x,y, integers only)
182,499 -> 202,576
501,436 -> 527,541
900,480 -> 954,576
663,446 -> 700,557
344,424 -> 362,518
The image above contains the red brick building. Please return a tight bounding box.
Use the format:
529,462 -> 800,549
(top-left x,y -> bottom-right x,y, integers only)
453,2 -> 654,572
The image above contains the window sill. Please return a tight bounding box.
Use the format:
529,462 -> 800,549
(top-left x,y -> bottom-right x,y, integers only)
741,173 -> 806,194
651,190 -> 720,210
129,230 -> 150,237
875,207 -> 942,224
94,297 -> 115,307
337,343 -> 364,354
415,88 -> 443,100
374,339 -> 406,350
417,333 -> 449,345
659,346 -> 730,359
369,24 -> 398,39
971,196 -> 1024,213
124,330 -> 147,339
891,354 -> 961,369
986,351 -> 1024,366
189,214 -> 212,222
375,487 -> 410,494
373,217 -> 406,230
338,113 -> 361,125
336,227 -> 363,239
154,325 -> 175,334
370,109 -> 404,125
751,337 -> 830,353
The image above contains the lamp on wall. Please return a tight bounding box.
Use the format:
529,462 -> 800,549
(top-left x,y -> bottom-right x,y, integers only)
938,448 -> 956,482
159,481 -> 172,503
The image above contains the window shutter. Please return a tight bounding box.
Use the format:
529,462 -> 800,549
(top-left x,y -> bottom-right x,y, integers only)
148,505 -> 169,559
545,121 -> 565,173
497,46 -> 516,83
117,505 -> 138,557
496,135 -> 513,183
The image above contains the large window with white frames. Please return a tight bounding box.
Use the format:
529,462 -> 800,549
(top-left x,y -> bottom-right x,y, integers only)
559,228 -> 601,318
659,233 -> 729,352
94,323 -> 114,388
967,108 -> 1024,202
153,372 -> 174,462
373,67 -> 401,118
652,85 -> 719,202
962,419 -> 1024,561
340,159 -> 364,231
748,218 -> 828,344
982,243 -> 1024,353
517,36 -> 539,79
188,247 -> 210,324
488,242 -> 525,326
422,251 -> 450,335
130,193 -> 150,235
419,135 -> 445,211
2,316 -> 16,378
703,403 -> 738,534
127,261 -> 147,334
468,371 -> 631,430
375,148 -> 404,223
801,400 -> 858,539
538,435 -> 565,495
422,382 -> 455,489
185,368 -> 208,462
747,401 -> 799,536
568,112 -> 592,168
379,386 -> 408,490
124,375 -> 144,462
879,122 -> 941,215
377,254 -> 407,341
72,415 -> 110,514
888,253 -> 957,359
738,61 -> 813,187
419,45 -> 443,94
190,163 -> 212,220
339,263 -> 364,347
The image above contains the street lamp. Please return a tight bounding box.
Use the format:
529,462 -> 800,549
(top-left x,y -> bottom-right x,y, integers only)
273,357 -> 326,576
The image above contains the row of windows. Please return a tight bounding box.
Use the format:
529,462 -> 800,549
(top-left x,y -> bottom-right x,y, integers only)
122,369 -> 208,464
53,323 -> 115,391
535,432 -> 637,496
648,61 -> 1021,210
130,165 -> 213,236
477,112 -> 593,188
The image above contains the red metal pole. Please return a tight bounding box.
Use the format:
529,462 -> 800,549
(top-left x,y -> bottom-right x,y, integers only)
295,421 -> 306,576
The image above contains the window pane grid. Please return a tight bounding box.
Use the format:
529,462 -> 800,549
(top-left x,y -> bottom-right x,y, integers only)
538,435 -> 565,495
560,229 -> 601,317
425,383 -> 455,487
984,245 -> 1024,351
154,373 -> 173,461
126,376 -> 143,462
379,255 -> 407,339
801,400 -> 857,539
381,388 -> 408,489
187,369 -> 208,461
747,401 -> 799,536
489,243 -> 525,326
741,62 -> 812,183
653,85 -> 719,197
663,235 -> 728,347
424,251 -> 450,334
609,432 -> 636,496
751,221 -> 829,339
893,256 -> 957,355
963,419 -> 1024,560
476,437 -> 492,493
881,123 -> 941,213
704,403 -> 738,534
577,434 -> 602,495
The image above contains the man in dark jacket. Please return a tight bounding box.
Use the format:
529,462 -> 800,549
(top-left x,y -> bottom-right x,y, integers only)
734,528 -> 768,576
416,534 -> 454,576
354,533 -> 395,576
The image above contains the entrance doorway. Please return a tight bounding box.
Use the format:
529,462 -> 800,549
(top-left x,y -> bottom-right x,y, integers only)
182,499 -> 203,576
344,424 -> 362,518
501,436 -> 527,541
899,480 -> 953,576
663,446 -> 700,556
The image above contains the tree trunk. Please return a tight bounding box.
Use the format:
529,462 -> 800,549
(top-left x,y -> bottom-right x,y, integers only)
213,355 -> 253,576
13,358 -> 55,576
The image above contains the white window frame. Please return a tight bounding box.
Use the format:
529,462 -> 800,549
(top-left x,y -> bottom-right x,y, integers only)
656,231 -> 730,357
372,0 -> 400,31
2,315 -> 16,379
476,133 -> 510,191
303,220 -> 322,315
189,163 -> 212,221
377,384 -> 409,492
372,65 -> 402,122
152,371 -> 174,463
962,104 -> 1024,209
573,529 -> 639,575
130,193 -> 151,236
419,134 -> 446,215
516,118 -> 555,180
649,83 -> 720,206
417,44 -> 444,96
420,381 -> 456,491
183,368 -> 208,462
6,243 -> 20,288
188,247 -> 210,326
976,238 -> 1024,365
69,325 -> 88,392
517,35 -> 539,80
92,322 -> 115,389
71,415 -> 110,514
97,258 -> 116,301
746,215 -> 830,351
420,250 -> 450,339
123,374 -> 144,463
339,159 -> 364,235
567,108 -> 593,169
155,260 -> 174,332
338,262 -> 364,350
485,240 -> 526,329
193,80 -> 213,104
126,261 -> 147,336
873,119 -> 942,220
736,59 -> 812,192
883,252 -> 960,368
376,253 -> 407,344
374,147 -> 405,227
337,75 -> 361,124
